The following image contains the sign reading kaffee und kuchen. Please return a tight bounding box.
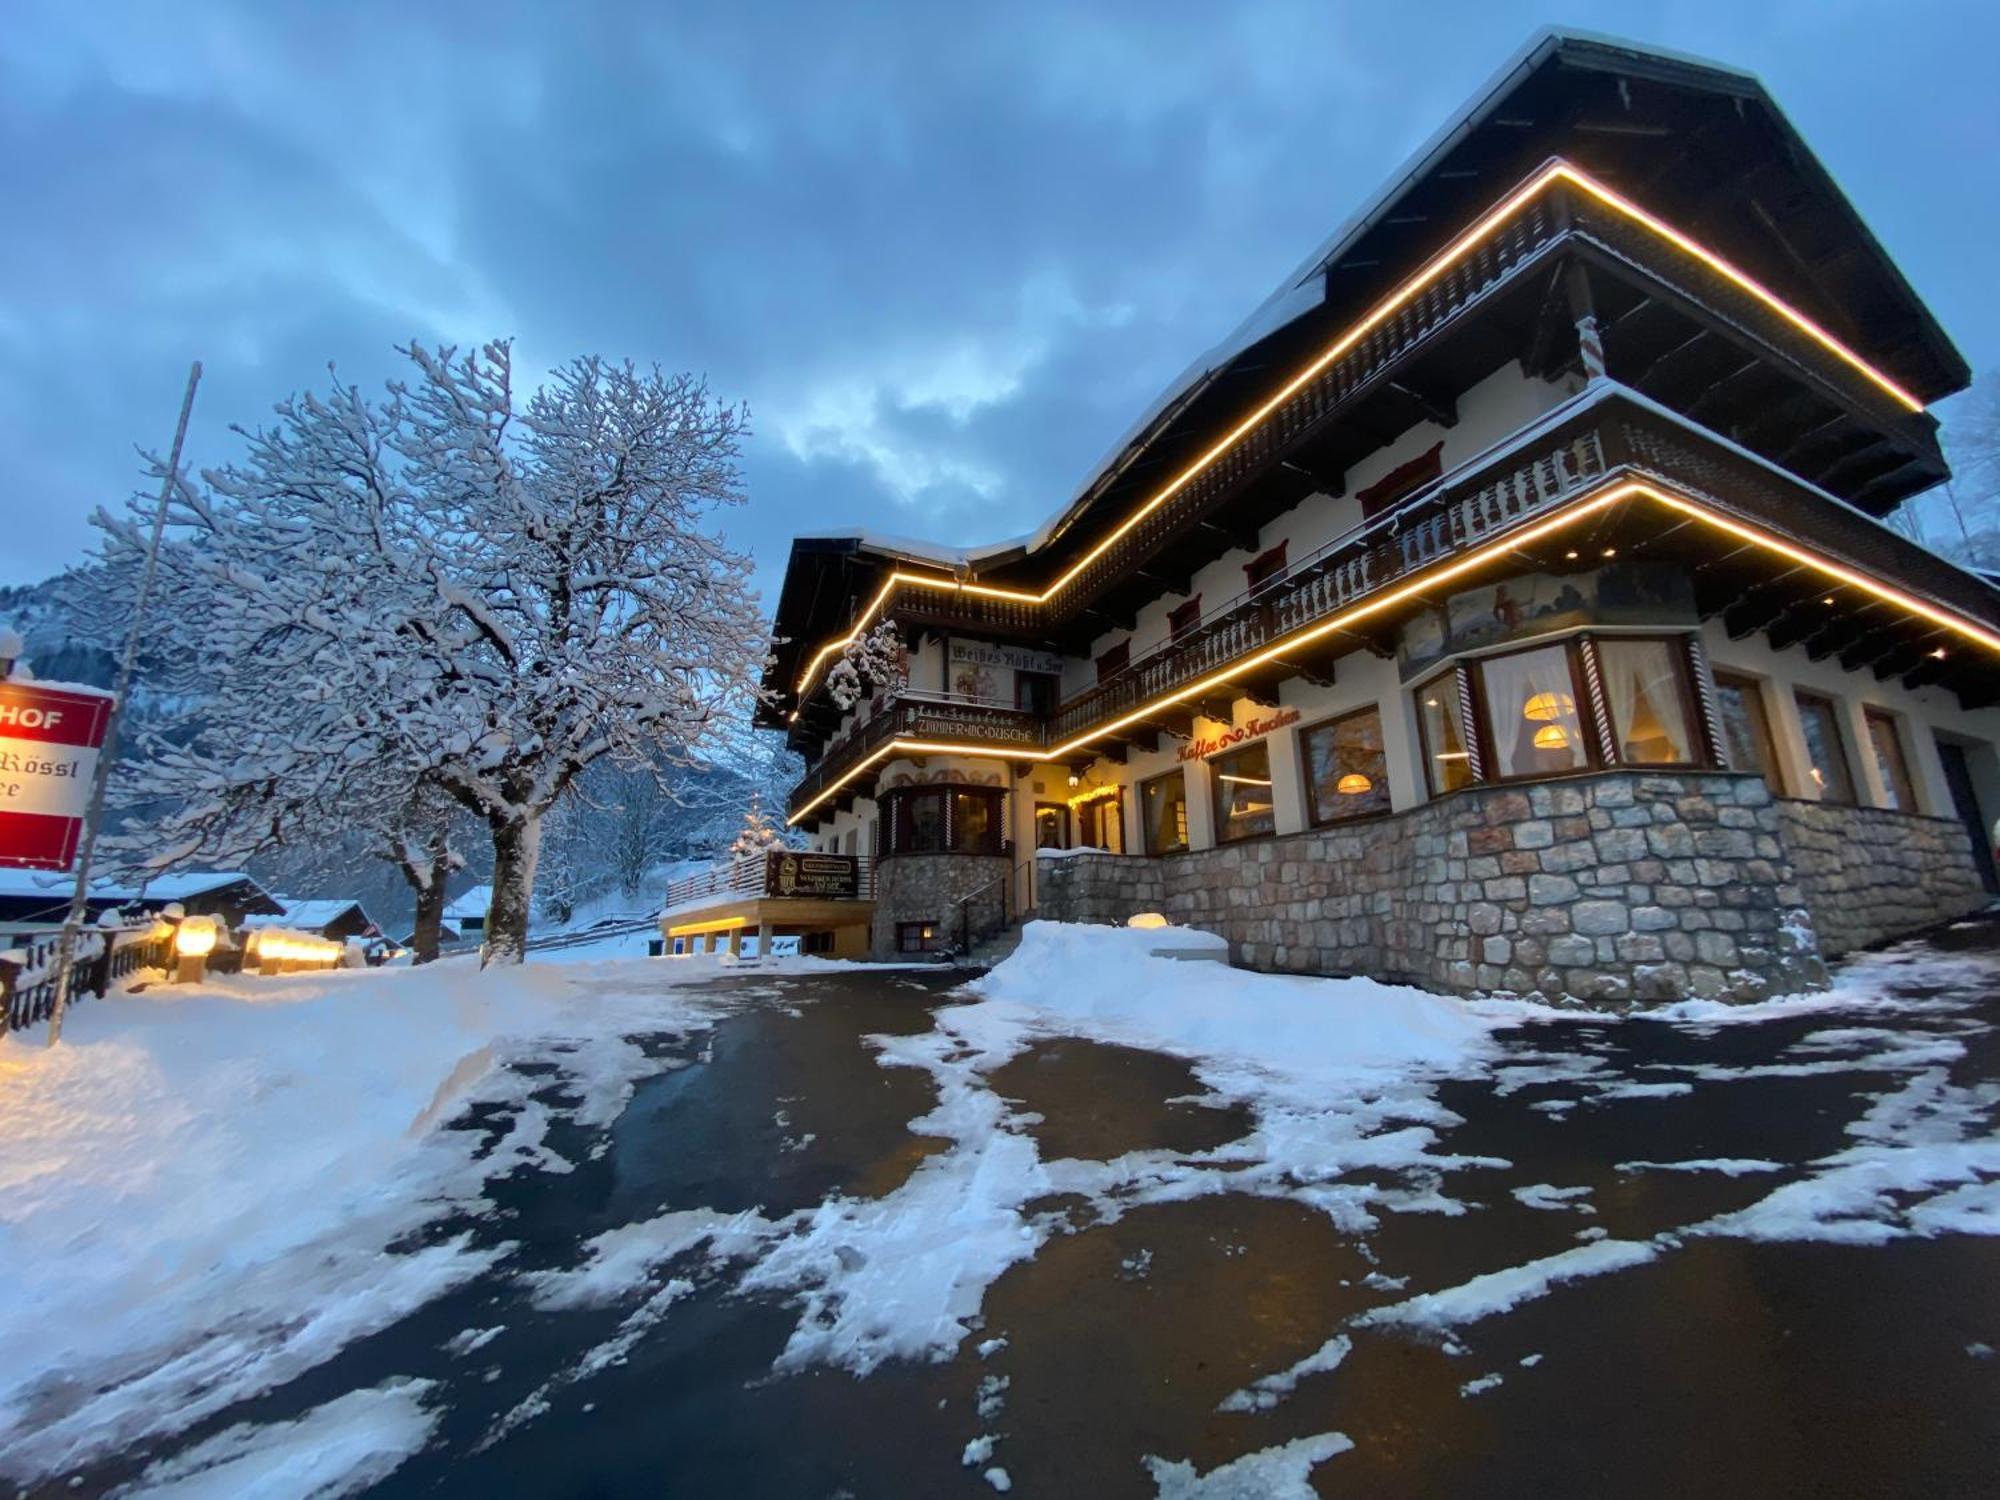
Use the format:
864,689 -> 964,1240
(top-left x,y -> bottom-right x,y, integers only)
1177,707 -> 1300,762
0,679 -> 115,871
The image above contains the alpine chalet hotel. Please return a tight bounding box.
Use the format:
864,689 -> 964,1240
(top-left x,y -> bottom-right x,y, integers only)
757,32 -> 2000,1005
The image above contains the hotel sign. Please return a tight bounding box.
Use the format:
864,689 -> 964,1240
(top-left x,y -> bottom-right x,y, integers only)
1178,707 -> 1299,763
766,851 -> 860,899
0,680 -> 114,871
948,639 -> 1064,677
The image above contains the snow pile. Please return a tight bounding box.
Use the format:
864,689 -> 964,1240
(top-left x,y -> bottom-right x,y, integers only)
0,957 -> 719,1481
967,921 -> 1494,1085
116,1378 -> 438,1500
1144,1432 -> 1354,1497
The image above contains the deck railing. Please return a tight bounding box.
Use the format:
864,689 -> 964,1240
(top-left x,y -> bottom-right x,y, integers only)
661,852 -> 879,913
3,921 -> 174,1033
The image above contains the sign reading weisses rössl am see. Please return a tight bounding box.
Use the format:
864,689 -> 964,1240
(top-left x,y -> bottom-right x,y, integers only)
0,679 -> 114,871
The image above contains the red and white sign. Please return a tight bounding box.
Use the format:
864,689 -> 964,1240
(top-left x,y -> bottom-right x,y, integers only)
0,680 -> 114,871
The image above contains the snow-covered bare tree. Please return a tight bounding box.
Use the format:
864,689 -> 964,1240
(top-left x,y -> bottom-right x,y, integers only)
1930,372 -> 2000,569
825,618 -> 905,711
95,340 -> 769,964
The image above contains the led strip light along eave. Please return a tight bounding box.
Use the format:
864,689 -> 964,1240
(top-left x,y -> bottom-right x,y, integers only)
786,161 -> 1930,716
785,479 -> 2000,825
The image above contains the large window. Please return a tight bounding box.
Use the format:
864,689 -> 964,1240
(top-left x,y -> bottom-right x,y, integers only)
1301,708 -> 1390,824
1033,802 -> 1069,850
1715,671 -> 1784,794
1597,638 -> 1697,766
1794,692 -> 1856,804
1141,770 -> 1189,855
1211,740 -> 1277,843
1480,642 -> 1590,780
883,786 -> 1006,855
1076,792 -> 1124,852
1416,670 -> 1474,796
1865,709 -> 1919,812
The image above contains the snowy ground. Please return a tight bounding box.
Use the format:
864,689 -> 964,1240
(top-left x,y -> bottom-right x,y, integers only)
3,922 -> 1998,1495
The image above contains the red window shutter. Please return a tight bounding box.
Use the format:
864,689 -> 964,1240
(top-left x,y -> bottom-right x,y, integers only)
1168,596 -> 1203,640
1095,640 -> 1130,683
1244,542 -> 1288,592
1355,441 -> 1445,521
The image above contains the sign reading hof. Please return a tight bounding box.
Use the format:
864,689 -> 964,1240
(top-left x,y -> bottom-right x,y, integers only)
0,680 -> 114,871
765,850 -> 860,899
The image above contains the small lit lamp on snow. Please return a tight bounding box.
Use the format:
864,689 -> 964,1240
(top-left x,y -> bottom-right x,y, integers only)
1127,912 -> 1170,930
174,915 -> 218,984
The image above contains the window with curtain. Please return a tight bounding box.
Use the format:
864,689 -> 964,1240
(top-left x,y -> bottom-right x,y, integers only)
1480,643 -> 1589,779
904,790 -> 945,851
1210,740 -> 1276,842
1865,709 -> 1918,812
953,790 -> 997,852
1715,671 -> 1783,794
1794,692 -> 1856,804
1302,708 -> 1390,823
1141,770 -> 1189,855
1415,670 -> 1474,795
1597,638 -> 1697,765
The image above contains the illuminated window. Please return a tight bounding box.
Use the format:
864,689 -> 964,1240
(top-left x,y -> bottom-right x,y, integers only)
1794,692 -> 1856,804
1302,707 -> 1390,824
1865,709 -> 1918,812
1141,770 -> 1189,855
1480,643 -> 1589,780
1597,638 -> 1697,766
1211,741 -> 1276,843
896,921 -> 938,954
1416,670 -> 1473,796
1034,802 -> 1070,850
1714,671 -> 1784,795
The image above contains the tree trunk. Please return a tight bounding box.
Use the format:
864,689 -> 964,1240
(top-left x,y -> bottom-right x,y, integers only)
407,868 -> 448,965
482,812 -> 542,967
396,824 -> 456,966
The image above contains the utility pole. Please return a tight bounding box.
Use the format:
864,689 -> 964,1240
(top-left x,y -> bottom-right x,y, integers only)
47,361 -> 202,1046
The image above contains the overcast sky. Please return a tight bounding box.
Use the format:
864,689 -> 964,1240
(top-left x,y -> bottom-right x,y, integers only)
3,1 -> 1995,603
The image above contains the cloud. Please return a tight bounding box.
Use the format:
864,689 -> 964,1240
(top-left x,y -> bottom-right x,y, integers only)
2,0 -> 1996,600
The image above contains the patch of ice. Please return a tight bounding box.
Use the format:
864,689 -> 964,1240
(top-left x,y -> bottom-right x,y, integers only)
1218,1334 -> 1351,1413
442,1326 -> 503,1357
1460,1372 -> 1504,1397
1616,1159 -> 1783,1177
525,1208 -> 771,1310
1144,1432 -> 1354,1498
984,1466 -> 1013,1491
1511,1183 -> 1595,1213
1359,1239 -> 1660,1330
962,1435 -> 997,1466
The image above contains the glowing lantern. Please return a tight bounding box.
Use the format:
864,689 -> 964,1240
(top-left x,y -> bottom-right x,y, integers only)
174,916 -> 218,958
1127,912 -> 1170,930
1533,724 -> 1571,750
1335,773 -> 1372,795
1522,691 -> 1575,722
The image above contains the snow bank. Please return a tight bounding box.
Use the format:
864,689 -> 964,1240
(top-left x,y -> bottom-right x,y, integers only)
115,1378 -> 438,1499
1144,1432 -> 1354,1498
968,921 -> 1493,1084
0,956 -> 718,1481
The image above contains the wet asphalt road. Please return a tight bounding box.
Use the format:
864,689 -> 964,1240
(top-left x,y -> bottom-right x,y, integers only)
39,932 -> 2000,1499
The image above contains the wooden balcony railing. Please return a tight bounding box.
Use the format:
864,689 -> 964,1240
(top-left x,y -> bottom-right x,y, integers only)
1047,429 -> 1611,742
789,693 -> 1042,820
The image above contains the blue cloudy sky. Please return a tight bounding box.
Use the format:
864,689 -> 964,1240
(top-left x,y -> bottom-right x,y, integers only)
2,1 -> 1996,601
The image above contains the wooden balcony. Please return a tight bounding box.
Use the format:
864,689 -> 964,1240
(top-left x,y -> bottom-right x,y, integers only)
789,392 -> 1998,824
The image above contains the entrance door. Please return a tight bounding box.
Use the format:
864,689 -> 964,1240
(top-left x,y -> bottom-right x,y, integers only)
1937,739 -> 2000,894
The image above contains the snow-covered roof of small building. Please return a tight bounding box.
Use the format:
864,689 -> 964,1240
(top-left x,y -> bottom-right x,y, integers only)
244,898 -> 374,932
0,868 -> 263,904
444,885 -> 493,920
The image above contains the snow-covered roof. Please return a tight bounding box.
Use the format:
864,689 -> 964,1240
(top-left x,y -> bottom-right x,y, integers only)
244,898 -> 372,932
444,885 -> 493,920
0,869 -> 261,904
791,528 -> 1034,572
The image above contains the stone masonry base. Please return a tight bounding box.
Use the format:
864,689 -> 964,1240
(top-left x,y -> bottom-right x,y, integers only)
1035,770 -> 1988,1009
870,852 -> 1010,958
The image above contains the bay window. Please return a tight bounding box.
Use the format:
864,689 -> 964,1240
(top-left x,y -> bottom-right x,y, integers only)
1597,637 -> 1698,766
1416,669 -> 1475,796
1480,642 -> 1589,779
1413,629 -> 1715,795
